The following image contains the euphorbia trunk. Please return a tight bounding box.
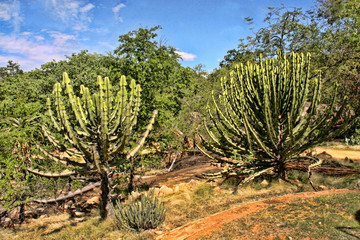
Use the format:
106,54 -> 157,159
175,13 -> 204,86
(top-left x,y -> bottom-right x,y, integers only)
99,173 -> 110,219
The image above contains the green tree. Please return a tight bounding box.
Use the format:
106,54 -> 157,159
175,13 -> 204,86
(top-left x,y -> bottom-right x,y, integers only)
0,51 -> 115,121
313,0 -> 360,107
28,73 -> 157,219
220,1 -> 360,109
39,50 -> 114,92
221,6 -> 318,67
0,140 -> 35,223
199,53 -> 356,191
176,64 -> 217,138
0,113 -> 45,223
0,60 -> 23,82
112,26 -> 192,142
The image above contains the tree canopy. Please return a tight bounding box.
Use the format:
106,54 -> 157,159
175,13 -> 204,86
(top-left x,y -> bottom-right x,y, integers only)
112,26 -> 192,138
219,0 -> 360,108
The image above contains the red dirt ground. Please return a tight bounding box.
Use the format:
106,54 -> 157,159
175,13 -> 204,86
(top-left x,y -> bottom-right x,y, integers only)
140,146 -> 360,189
152,146 -> 360,240
139,155 -> 222,188
157,189 -> 357,240
3,145 -> 358,239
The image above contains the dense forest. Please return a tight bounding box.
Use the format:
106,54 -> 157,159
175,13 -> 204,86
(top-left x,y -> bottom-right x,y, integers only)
0,0 -> 359,220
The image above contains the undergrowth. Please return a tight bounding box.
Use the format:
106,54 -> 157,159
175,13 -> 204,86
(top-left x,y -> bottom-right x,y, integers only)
0,210 -> 154,240
0,170 -> 358,240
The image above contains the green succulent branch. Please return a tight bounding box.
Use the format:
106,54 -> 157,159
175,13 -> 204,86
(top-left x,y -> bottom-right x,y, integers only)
198,52 -> 357,191
29,72 -> 157,219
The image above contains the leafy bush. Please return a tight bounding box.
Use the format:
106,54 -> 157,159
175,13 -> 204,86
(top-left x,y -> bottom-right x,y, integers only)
112,190 -> 166,231
344,128 -> 360,145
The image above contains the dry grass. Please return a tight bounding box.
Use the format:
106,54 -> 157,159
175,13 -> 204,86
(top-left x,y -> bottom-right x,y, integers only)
198,191 -> 360,240
0,210 -> 154,240
159,179 -> 303,231
0,180 -> 300,240
0,173 -> 357,240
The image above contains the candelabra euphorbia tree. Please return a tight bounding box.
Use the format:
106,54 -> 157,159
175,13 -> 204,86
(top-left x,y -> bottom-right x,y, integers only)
198,52 -> 356,191
28,72 -> 157,219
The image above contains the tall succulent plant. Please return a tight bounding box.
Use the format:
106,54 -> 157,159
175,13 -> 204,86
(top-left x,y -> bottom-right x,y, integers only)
28,72 -> 157,219
198,52 -> 356,190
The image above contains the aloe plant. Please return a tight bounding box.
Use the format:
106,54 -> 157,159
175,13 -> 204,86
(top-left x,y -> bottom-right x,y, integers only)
198,52 -> 356,191
29,72 -> 157,219
111,190 -> 166,231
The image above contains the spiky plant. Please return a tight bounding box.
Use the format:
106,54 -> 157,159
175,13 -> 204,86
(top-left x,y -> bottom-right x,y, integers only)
198,52 -> 356,190
111,190 -> 166,231
28,72 -> 157,219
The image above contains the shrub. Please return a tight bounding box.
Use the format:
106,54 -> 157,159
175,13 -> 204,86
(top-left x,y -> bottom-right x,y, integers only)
112,190 -> 166,231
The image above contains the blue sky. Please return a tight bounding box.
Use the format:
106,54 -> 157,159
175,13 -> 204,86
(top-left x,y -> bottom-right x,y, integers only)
0,0 -> 316,71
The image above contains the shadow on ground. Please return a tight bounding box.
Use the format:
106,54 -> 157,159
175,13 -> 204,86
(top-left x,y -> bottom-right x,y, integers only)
335,209 -> 360,239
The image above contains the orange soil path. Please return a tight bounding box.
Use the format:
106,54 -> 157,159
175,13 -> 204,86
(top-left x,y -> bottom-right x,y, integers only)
157,189 -> 357,240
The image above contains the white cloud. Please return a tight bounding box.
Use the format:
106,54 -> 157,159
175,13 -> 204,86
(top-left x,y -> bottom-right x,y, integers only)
0,4 -> 11,21
80,3 -> 94,13
45,0 -> 94,31
175,50 -> 197,61
0,0 -> 22,33
75,3 -> 95,31
35,36 -> 45,41
0,33 -> 78,71
112,3 -> 125,22
48,31 -> 77,46
20,32 -> 32,36
112,3 -> 125,13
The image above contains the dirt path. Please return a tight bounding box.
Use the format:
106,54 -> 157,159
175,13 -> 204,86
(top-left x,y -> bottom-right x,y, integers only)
140,155 -> 221,188
157,189 -> 357,240
313,146 -> 360,162
140,146 -> 360,188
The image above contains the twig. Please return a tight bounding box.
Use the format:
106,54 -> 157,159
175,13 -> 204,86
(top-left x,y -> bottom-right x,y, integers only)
168,151 -> 181,172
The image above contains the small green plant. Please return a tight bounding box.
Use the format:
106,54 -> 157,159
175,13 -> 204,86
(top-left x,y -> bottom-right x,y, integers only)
344,128 -> 360,145
112,190 -> 166,231
194,184 -> 214,200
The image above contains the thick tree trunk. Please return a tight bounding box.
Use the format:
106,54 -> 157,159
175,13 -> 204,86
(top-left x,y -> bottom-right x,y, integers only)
278,160 -> 287,180
18,203 -> 25,224
99,173 -> 110,219
128,167 -> 134,194
128,157 -> 135,193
